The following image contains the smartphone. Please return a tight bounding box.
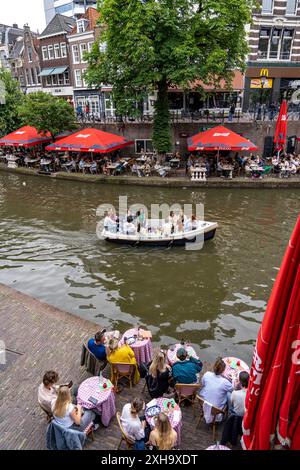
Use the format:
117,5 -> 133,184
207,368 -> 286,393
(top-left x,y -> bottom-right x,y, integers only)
88,396 -> 98,406
68,381 -> 73,388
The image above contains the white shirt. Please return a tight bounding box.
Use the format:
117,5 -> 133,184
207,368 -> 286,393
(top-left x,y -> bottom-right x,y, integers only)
52,402 -> 75,428
231,388 -> 247,416
120,403 -> 145,441
38,383 -> 58,413
199,372 -> 233,409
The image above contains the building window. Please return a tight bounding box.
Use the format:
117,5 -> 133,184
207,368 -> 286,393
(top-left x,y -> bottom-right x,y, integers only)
25,69 -> 31,86
88,42 -> 93,53
60,43 -> 67,58
258,27 -> 294,60
28,46 -> 33,62
64,71 -> 70,85
52,74 -> 58,86
54,44 -> 60,59
261,0 -> 273,14
135,140 -> 153,154
82,68 -> 88,87
286,0 -> 298,15
36,68 -> 41,84
46,76 -> 51,86
58,74 -> 64,85
104,92 -> 115,117
80,43 -> 87,62
42,46 -> 48,60
72,45 -> 80,64
77,20 -> 86,34
48,45 -> 54,60
74,69 -> 82,87
30,68 -> 35,85
55,2 -> 73,15
89,95 -> 100,114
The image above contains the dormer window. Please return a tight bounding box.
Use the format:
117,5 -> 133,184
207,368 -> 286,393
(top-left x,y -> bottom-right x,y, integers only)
77,19 -> 89,34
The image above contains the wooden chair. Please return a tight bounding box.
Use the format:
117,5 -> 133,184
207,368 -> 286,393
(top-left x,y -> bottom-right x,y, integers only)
111,363 -> 135,389
195,395 -> 227,441
83,422 -> 95,442
175,383 -> 201,416
116,411 -> 134,450
39,403 -> 53,423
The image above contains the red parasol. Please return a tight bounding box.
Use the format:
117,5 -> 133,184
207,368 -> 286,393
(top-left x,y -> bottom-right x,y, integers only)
273,100 -> 288,152
45,128 -> 133,153
242,215 -> 300,450
187,125 -> 257,152
0,126 -> 52,147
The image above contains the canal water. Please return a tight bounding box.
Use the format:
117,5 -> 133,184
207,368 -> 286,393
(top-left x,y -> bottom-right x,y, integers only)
0,172 -> 299,364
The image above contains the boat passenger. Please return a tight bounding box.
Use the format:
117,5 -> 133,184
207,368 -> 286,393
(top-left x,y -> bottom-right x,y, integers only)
198,357 -> 233,410
124,217 -> 136,235
171,348 -> 203,385
107,339 -> 140,385
162,219 -> 172,236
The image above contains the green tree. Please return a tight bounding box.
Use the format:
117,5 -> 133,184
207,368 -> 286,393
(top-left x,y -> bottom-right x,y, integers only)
18,91 -> 77,141
0,70 -> 24,136
86,0 -> 255,154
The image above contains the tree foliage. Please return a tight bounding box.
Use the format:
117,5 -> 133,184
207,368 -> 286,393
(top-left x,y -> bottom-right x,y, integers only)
0,70 -> 24,136
86,0 -> 255,153
18,92 -> 77,140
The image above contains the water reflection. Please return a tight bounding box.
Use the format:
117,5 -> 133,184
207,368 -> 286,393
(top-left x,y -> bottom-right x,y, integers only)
0,172 -> 299,363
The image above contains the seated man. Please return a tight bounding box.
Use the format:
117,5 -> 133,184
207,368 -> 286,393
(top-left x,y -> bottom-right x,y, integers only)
38,370 -> 59,414
171,348 -> 203,385
87,330 -> 107,362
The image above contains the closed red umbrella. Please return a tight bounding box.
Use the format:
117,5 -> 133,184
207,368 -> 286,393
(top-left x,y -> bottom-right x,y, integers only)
0,126 -> 52,147
187,125 -> 257,152
242,215 -> 300,450
46,127 -> 133,153
273,100 -> 288,152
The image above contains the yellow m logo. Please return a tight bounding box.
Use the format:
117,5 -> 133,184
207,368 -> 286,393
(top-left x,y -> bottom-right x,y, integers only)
260,69 -> 269,77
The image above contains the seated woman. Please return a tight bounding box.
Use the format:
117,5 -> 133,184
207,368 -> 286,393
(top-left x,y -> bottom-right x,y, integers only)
199,357 -> 233,411
149,412 -> 177,450
120,398 -> 150,448
107,339 -> 140,385
52,386 -> 98,432
146,350 -> 171,398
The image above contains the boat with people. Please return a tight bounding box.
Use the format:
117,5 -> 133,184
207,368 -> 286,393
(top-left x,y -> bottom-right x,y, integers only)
102,214 -> 218,247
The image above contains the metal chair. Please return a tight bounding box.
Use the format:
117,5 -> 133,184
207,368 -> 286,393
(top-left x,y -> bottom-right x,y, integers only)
175,383 -> 201,416
111,363 -> 135,389
195,395 -> 227,441
116,411 -> 134,450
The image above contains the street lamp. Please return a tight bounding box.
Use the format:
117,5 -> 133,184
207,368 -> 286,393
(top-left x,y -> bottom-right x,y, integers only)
257,74 -> 268,121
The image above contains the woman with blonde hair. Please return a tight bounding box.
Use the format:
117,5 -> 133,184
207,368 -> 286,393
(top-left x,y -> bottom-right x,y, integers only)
107,338 -> 140,385
149,412 -> 177,450
147,349 -> 171,398
52,386 -> 97,431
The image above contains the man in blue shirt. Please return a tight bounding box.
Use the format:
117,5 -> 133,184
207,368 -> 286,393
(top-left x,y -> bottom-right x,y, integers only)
87,330 -> 107,361
172,348 -> 203,384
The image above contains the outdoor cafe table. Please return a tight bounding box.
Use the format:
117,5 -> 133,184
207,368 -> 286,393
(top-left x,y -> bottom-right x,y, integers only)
221,165 -> 233,179
77,376 -> 116,427
145,397 -> 182,446
206,445 -> 230,450
120,328 -> 153,365
222,356 -> 250,388
167,343 -> 198,366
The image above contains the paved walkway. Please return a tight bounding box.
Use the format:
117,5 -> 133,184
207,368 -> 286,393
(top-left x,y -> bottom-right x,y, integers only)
0,283 -> 224,450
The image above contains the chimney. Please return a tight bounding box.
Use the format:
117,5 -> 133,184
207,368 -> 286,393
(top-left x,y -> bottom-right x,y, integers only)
12,23 -> 18,29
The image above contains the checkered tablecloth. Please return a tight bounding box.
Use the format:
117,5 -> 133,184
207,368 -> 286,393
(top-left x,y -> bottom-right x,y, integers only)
145,397 -> 182,446
206,445 -> 231,450
77,376 -> 116,427
167,344 -> 198,366
222,357 -> 250,386
120,328 -> 153,365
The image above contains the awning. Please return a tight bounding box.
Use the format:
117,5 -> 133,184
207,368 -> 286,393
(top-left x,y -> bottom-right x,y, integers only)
188,125 -> 258,152
0,126 -> 52,147
39,68 -> 55,77
51,66 -> 68,75
46,127 -> 133,154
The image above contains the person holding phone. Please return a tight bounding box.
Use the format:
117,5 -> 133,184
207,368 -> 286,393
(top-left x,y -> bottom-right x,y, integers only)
52,386 -> 99,432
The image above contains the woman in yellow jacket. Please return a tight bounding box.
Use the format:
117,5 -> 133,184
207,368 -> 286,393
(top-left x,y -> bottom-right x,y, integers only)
107,338 -> 140,385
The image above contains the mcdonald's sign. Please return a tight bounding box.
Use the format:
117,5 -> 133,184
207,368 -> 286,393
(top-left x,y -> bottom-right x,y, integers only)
260,68 -> 269,77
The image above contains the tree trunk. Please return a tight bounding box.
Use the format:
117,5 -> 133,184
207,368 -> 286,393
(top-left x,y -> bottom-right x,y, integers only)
152,79 -> 172,156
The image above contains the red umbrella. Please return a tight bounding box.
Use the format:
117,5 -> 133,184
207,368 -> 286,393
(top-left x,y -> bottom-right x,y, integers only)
0,126 -> 52,147
46,128 -> 133,153
242,215 -> 300,450
187,125 -> 257,152
273,100 -> 288,152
